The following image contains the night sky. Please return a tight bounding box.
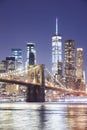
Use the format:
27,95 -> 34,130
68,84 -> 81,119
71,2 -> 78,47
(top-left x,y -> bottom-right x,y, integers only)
0,0 -> 87,82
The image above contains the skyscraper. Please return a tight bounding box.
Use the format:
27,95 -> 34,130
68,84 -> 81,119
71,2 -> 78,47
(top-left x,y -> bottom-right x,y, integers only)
6,57 -> 15,71
76,48 -> 85,90
11,49 -> 23,70
76,48 -> 83,80
26,42 -> 36,67
64,40 -> 76,88
0,60 -> 6,73
52,18 -> 62,77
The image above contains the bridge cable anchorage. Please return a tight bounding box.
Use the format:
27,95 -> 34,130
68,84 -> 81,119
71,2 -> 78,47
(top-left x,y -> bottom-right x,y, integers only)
45,68 -> 66,88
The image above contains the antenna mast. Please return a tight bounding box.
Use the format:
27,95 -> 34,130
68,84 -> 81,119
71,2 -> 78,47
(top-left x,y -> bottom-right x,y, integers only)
56,17 -> 58,35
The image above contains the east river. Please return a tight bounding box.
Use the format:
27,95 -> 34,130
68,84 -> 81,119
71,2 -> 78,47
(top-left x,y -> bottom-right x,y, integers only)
0,102 -> 87,130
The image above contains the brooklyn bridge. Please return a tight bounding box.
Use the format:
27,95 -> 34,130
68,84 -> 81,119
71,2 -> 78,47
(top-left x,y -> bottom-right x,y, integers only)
0,64 -> 87,102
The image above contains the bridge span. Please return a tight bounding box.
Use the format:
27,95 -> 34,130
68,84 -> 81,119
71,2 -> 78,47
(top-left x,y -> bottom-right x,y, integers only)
0,64 -> 87,102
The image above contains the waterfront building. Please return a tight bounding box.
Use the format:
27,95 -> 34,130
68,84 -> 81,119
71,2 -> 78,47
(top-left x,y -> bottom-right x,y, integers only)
5,57 -> 20,95
0,60 -> 6,73
64,40 -> 76,89
26,42 -> 36,67
11,49 -> 23,70
6,57 -> 15,71
76,48 -> 85,90
76,48 -> 83,80
0,61 -> 7,95
6,84 -> 20,96
52,18 -> 62,78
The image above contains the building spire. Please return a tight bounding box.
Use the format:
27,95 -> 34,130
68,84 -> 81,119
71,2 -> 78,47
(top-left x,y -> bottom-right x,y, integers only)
56,17 -> 58,35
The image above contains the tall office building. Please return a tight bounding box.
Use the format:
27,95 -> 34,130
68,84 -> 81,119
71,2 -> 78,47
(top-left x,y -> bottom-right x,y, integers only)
0,60 -> 6,73
6,57 -> 15,71
64,40 -> 76,88
11,49 -> 23,70
52,18 -> 62,77
76,48 -> 85,90
26,42 -> 36,67
6,56 -> 20,95
76,48 -> 83,80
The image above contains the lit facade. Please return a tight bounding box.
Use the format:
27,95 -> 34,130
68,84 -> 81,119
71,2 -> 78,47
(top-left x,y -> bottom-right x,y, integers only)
0,61 -> 6,73
6,57 -> 15,71
76,48 -> 85,90
26,42 -> 36,67
64,40 -> 76,88
76,48 -> 83,80
11,49 -> 23,70
52,18 -> 62,76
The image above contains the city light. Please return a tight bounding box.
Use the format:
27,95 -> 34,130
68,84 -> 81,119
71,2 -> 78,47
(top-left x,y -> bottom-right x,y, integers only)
0,18 -> 86,102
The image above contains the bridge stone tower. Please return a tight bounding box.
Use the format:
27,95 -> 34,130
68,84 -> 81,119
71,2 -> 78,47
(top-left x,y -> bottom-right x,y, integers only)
26,64 -> 45,102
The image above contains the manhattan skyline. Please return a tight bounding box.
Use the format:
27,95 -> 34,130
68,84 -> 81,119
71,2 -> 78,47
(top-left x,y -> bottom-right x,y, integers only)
0,0 -> 87,82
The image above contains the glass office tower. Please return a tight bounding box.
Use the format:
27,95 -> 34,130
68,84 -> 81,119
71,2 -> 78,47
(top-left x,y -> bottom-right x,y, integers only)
64,40 -> 76,88
52,18 -> 62,77
6,57 -> 15,71
26,42 -> 36,67
76,48 -> 83,80
11,49 -> 23,70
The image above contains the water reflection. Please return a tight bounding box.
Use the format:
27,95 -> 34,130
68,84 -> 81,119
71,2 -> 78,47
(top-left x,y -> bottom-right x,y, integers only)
67,105 -> 87,130
38,105 -> 47,129
0,103 -> 68,130
0,103 -> 42,130
37,103 -> 68,130
0,103 -> 87,130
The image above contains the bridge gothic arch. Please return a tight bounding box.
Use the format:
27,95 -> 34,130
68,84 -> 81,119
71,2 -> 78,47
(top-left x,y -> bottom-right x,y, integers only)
26,64 -> 45,102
